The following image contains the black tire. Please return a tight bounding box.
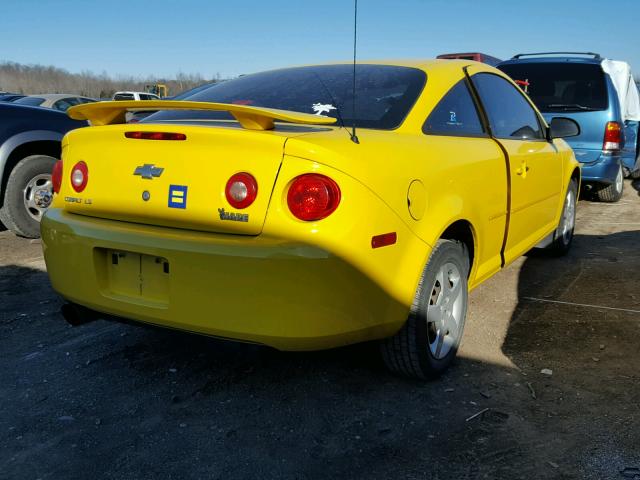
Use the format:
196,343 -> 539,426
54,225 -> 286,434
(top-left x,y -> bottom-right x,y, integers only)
60,303 -> 99,326
380,239 -> 470,379
595,163 -> 623,202
0,155 -> 57,238
629,148 -> 640,178
547,179 -> 578,256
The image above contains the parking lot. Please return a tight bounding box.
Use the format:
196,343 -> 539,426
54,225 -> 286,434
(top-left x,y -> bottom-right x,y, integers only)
0,181 -> 639,479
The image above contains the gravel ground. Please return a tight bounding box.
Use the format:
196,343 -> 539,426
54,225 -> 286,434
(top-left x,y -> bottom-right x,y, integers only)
1,181 -> 639,480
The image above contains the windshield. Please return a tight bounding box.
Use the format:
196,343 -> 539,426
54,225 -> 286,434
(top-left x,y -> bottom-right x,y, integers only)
498,63 -> 608,112
145,64 -> 427,130
14,97 -> 45,106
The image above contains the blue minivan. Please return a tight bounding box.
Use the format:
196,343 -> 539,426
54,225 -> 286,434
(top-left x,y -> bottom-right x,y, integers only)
499,52 -> 640,202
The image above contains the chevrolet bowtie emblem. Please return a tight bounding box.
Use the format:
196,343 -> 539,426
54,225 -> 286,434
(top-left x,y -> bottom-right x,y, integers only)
133,164 -> 164,179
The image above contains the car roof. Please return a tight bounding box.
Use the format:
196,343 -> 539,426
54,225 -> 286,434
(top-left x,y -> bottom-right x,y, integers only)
23,93 -> 88,100
257,59 -> 500,76
499,55 -> 603,66
114,91 -> 158,95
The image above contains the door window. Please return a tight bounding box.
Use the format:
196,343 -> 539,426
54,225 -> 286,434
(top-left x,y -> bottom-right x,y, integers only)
472,73 -> 545,140
114,93 -> 135,101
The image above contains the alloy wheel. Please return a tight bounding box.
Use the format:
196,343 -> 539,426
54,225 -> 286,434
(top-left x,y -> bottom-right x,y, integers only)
23,173 -> 53,222
426,262 -> 464,359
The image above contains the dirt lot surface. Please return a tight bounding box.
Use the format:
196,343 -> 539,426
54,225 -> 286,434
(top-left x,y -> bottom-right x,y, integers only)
1,181 -> 639,480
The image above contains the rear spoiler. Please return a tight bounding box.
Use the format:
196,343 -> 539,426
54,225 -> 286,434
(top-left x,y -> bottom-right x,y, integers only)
67,100 -> 337,130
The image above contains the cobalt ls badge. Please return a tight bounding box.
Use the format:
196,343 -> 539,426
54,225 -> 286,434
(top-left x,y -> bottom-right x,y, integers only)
168,185 -> 188,209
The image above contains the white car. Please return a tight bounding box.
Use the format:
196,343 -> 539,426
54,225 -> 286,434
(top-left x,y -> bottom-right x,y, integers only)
112,91 -> 160,101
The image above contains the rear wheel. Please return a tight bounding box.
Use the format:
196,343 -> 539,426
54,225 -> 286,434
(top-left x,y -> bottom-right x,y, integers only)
0,155 -> 56,238
547,179 -> 577,256
595,163 -> 623,202
381,239 -> 469,379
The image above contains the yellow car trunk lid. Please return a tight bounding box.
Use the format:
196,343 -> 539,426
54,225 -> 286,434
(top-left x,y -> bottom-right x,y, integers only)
60,124 -> 287,235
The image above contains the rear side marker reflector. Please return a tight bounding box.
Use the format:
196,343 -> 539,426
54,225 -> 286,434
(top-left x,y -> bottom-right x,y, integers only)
371,232 -> 397,249
125,131 -> 187,140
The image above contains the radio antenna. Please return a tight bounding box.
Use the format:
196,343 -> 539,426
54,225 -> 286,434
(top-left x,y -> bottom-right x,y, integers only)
350,0 -> 359,144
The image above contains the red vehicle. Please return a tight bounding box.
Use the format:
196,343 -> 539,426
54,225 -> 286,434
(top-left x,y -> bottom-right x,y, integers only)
437,52 -> 502,67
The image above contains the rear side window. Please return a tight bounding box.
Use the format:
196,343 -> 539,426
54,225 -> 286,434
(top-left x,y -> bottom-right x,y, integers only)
471,73 -> 544,140
114,93 -> 135,101
423,79 -> 485,137
498,62 -> 608,112
53,99 -> 74,111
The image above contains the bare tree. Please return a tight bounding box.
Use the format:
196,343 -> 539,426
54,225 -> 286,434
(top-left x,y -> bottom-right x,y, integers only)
0,61 -> 224,98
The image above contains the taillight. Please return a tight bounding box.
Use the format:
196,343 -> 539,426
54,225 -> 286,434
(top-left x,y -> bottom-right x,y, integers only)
603,121 -> 622,151
52,160 -> 63,194
70,161 -> 88,193
125,131 -> 186,140
287,174 -> 341,221
225,172 -> 258,209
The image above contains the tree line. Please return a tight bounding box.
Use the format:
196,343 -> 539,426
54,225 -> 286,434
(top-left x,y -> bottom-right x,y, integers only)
0,61 -> 224,99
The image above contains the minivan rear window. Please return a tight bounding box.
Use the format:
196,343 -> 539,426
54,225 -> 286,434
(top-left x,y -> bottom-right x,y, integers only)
498,63 -> 608,112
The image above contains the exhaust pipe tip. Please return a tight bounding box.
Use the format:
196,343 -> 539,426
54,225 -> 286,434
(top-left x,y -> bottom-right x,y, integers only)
60,303 -> 98,326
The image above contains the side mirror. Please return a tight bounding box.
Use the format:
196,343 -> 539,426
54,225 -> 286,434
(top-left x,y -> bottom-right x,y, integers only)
548,117 -> 580,139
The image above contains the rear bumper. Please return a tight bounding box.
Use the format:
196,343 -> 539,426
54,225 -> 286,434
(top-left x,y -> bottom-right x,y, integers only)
579,153 -> 621,185
41,208 -> 421,350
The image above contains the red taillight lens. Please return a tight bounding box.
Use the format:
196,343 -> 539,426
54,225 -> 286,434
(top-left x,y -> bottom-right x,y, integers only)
52,160 -> 63,194
70,161 -> 88,192
125,131 -> 186,140
225,172 -> 258,209
603,121 -> 622,151
287,174 -> 341,221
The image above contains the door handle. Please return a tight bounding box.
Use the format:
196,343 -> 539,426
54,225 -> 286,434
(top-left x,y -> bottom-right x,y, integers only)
516,162 -> 530,177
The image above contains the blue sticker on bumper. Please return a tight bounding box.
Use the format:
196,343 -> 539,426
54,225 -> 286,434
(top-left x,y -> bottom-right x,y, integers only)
168,185 -> 188,209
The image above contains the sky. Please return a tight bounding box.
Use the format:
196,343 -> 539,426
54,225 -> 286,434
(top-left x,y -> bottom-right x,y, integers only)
1,0 -> 638,79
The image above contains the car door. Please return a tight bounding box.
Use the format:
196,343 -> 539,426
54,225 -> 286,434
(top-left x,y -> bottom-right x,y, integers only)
422,77 -> 508,283
469,70 -> 563,264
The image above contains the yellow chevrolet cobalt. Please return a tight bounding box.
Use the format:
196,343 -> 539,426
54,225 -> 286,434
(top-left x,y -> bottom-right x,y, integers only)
41,60 -> 580,379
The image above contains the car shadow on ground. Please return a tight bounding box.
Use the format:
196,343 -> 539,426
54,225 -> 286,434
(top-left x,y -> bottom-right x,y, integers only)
1,265 -> 535,479
631,178 -> 640,194
2,226 -> 640,480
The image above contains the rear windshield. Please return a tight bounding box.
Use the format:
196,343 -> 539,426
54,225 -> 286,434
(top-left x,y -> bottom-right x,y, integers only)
14,97 -> 45,106
114,93 -> 135,101
145,64 -> 427,130
498,63 -> 608,112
